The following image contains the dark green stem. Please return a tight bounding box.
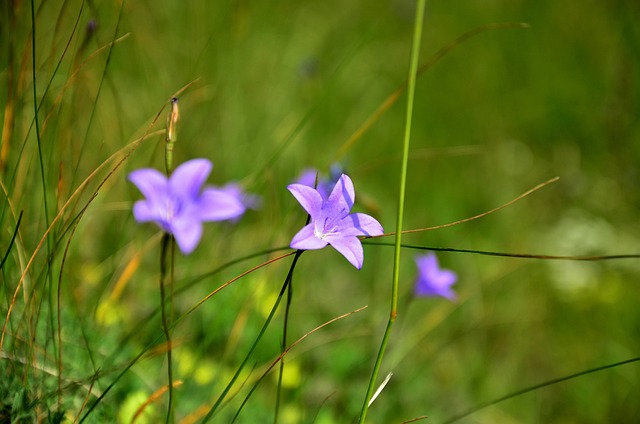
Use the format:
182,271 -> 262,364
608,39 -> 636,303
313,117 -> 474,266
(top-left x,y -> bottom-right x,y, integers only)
275,269 -> 294,423
160,234 -> 174,423
363,241 -> 640,261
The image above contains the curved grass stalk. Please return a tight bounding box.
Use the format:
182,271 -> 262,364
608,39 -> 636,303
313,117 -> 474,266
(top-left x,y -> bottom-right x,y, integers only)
440,356 -> 640,424
363,242 -> 640,261
373,177 -> 559,237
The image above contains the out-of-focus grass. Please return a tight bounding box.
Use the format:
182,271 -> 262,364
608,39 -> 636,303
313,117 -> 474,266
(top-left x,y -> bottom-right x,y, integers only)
1,0 -> 639,422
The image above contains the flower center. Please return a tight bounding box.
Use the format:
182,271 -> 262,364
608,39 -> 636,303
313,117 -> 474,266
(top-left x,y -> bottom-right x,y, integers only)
314,217 -> 338,240
161,196 -> 183,229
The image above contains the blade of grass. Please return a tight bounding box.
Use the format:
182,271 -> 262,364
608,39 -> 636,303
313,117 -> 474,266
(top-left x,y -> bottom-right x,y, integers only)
363,242 -> 640,261
0,210 -> 22,271
441,356 -> 640,424
29,0 -> 57,393
358,1 -> 426,422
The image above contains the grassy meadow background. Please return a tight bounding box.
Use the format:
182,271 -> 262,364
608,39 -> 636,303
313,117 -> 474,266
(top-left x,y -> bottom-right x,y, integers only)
1,0 -> 640,422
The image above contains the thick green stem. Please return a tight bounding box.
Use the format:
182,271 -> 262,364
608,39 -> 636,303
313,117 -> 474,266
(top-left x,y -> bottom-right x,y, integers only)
358,0 -> 426,422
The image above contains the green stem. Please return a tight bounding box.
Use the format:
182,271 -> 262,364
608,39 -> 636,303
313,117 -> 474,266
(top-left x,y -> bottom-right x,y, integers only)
275,270 -> 293,423
443,356 -> 640,424
160,234 -> 174,423
358,1 -> 426,422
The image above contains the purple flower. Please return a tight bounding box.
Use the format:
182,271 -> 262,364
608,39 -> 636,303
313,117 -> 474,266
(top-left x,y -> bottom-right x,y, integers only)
294,163 -> 344,200
128,158 -> 246,254
288,174 -> 383,269
414,253 -> 457,300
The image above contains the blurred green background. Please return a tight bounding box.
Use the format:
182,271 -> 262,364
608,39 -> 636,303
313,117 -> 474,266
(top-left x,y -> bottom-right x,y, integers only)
1,0 -> 639,422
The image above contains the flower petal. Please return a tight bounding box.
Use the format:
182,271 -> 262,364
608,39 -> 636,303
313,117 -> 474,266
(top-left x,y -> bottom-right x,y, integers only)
325,174 -> 354,219
416,253 -> 438,275
169,158 -> 212,198
290,223 -> 328,250
436,270 -> 458,288
325,235 -> 363,269
132,199 -> 165,224
170,216 -> 203,254
337,213 -> 384,237
415,279 -> 457,300
199,187 -> 246,221
128,168 -> 168,201
287,184 -> 323,218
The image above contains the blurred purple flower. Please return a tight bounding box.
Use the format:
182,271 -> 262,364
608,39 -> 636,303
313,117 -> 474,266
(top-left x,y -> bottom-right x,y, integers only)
294,163 -> 344,200
128,158 -> 246,254
414,253 -> 457,300
288,174 -> 383,269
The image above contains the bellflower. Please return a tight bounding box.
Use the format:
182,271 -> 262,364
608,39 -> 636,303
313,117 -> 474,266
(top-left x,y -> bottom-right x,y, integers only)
414,253 -> 457,300
128,158 -> 245,254
288,173 -> 383,269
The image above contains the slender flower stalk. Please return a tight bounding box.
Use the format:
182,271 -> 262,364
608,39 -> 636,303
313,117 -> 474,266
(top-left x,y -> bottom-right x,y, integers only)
159,234 -> 175,423
359,0 -> 426,421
